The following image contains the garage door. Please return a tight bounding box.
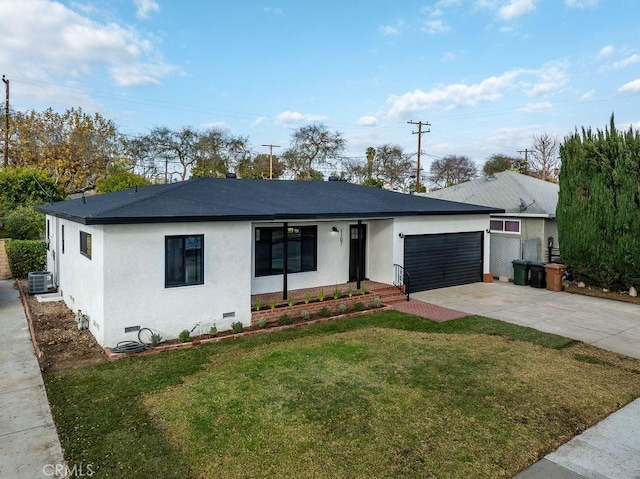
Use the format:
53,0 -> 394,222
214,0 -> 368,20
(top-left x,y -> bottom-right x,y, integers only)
404,232 -> 483,293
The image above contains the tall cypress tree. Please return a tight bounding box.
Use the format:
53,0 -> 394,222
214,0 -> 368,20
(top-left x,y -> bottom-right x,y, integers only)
557,115 -> 640,290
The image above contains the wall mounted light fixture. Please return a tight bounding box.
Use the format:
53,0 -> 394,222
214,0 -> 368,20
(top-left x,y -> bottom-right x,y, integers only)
332,226 -> 339,232
398,233 -> 404,238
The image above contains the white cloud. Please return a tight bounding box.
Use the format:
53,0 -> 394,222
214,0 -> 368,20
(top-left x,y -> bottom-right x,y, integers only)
442,51 -> 456,62
612,54 -> 640,70
0,0 -> 179,89
565,0 -> 599,7
356,115 -> 377,126
264,7 -> 284,16
275,111 -> 328,124
387,69 -> 522,117
134,0 -> 160,19
380,24 -> 401,36
519,101 -> 552,113
526,61 -> 568,97
421,8 -> 451,34
618,79 -> 640,93
598,45 -> 615,59
498,0 -> 537,20
580,89 -> 595,100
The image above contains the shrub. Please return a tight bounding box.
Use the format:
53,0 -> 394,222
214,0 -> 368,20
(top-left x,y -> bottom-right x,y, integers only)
231,321 -> 244,334
287,296 -> 294,307
278,314 -> 291,326
333,287 -> 342,300
258,317 -> 267,328
0,167 -> 63,215
210,325 -> 218,337
372,297 -> 382,308
269,298 -> 278,310
254,298 -> 261,311
347,287 -> 354,297
300,310 -> 310,321
360,286 -> 367,295
178,330 -> 191,343
337,303 -> 347,314
4,206 -> 45,240
354,302 -> 365,312
150,333 -> 163,346
319,307 -> 330,318
318,289 -> 325,301
303,292 -> 312,304
5,240 -> 46,279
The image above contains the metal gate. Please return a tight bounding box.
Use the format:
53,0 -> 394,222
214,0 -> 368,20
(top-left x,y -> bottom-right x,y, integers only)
489,235 -> 522,280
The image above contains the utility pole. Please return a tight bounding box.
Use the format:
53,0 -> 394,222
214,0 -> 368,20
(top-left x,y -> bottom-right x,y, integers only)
408,120 -> 430,193
2,75 -> 8,168
517,148 -> 530,174
261,144 -> 280,179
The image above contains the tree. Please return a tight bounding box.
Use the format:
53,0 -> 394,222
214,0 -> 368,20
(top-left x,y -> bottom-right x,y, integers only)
557,115 -> 640,290
340,144 -> 414,191
9,108 -> 121,193
281,124 -> 346,180
428,155 -> 477,188
236,153 -> 284,179
95,163 -> 151,193
529,133 -> 560,182
482,154 -> 523,175
0,167 -> 63,215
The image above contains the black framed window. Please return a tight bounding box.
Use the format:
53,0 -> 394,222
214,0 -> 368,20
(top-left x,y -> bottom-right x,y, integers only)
62,225 -> 65,254
80,231 -> 92,259
165,235 -> 204,287
255,226 -> 317,277
46,220 -> 50,250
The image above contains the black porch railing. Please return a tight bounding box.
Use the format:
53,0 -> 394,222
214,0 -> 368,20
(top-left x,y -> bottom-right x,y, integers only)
393,264 -> 410,301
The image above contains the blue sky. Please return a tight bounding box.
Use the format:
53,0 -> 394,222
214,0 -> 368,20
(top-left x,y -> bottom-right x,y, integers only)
1,0 -> 639,173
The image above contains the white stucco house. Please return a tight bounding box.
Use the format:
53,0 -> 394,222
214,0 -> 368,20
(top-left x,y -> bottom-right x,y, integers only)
425,171 -> 559,280
36,177 -> 501,347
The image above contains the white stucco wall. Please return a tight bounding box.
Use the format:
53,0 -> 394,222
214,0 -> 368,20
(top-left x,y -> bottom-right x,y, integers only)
392,215 -> 492,278
367,219 -> 394,283
46,216 -> 106,344
100,222 -> 252,347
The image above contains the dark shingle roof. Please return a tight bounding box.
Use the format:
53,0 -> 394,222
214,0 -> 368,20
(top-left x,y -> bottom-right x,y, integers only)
35,178 -> 503,225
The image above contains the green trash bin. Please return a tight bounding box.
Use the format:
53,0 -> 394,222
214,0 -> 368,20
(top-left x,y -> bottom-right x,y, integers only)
512,259 -> 530,286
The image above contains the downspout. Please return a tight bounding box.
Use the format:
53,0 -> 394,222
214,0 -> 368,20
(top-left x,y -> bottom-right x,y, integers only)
356,219 -> 363,290
282,222 -> 288,301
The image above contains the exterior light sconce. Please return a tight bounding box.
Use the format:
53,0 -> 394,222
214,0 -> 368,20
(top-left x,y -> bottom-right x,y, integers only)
332,226 -> 339,232
398,233 -> 404,238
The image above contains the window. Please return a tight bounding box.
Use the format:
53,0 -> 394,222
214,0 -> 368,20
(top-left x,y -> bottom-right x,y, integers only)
46,220 -> 50,250
489,219 -> 521,234
165,235 -> 204,287
255,226 -> 317,277
80,231 -> 92,258
62,225 -> 65,254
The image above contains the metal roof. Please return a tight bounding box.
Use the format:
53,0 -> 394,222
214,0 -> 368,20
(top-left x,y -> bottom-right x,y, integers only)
424,171 -> 558,217
35,177 -> 503,225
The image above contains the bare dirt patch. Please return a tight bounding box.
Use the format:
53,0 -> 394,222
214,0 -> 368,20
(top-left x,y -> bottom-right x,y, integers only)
18,280 -> 107,372
564,282 -> 640,305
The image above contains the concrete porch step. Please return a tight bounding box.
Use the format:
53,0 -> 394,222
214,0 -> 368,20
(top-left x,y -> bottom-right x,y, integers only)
373,286 -> 409,305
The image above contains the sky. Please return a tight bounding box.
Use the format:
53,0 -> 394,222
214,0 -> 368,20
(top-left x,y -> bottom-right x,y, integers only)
1,0 -> 639,175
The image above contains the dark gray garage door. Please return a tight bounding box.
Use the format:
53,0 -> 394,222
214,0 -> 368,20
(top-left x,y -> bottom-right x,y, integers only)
404,232 -> 483,293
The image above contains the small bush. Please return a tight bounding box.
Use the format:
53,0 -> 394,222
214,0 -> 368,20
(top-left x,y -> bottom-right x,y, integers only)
178,330 -> 191,343
254,298 -> 261,311
372,297 -> 382,308
150,333 -> 163,346
333,287 -> 342,300
258,317 -> 267,328
354,302 -> 365,312
337,303 -> 347,314
5,239 -> 46,279
347,287 -> 354,297
287,296 -> 294,307
303,292 -> 312,304
231,321 -> 244,334
300,310 -> 310,321
268,298 -> 278,310
278,314 -> 291,326
319,307 -> 330,318
360,286 -> 367,295
210,325 -> 218,337
4,206 -> 45,240
318,289 -> 325,301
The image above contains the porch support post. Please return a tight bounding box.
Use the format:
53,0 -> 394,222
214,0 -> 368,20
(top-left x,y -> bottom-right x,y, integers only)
356,219 -> 363,290
282,222 -> 288,301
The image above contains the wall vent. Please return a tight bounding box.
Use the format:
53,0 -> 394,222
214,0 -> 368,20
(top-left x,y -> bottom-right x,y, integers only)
222,312 -> 236,318
124,326 -> 140,333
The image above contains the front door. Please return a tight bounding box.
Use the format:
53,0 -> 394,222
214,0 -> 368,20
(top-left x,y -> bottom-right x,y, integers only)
349,224 -> 367,282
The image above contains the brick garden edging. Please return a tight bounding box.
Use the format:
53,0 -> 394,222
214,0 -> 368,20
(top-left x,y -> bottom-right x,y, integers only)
104,304 -> 392,361
251,294 -> 379,327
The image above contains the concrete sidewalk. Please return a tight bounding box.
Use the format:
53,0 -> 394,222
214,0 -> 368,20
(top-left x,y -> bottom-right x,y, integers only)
414,281 -> 640,478
0,279 -> 66,478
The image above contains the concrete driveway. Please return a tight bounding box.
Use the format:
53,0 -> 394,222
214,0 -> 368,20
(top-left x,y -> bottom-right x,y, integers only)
412,281 -> 640,359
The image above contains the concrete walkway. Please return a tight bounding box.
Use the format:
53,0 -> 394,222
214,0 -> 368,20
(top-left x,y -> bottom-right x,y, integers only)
414,281 -> 640,478
0,279 -> 66,478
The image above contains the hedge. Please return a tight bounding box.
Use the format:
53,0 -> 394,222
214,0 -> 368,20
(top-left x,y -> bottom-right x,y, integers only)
5,240 -> 47,279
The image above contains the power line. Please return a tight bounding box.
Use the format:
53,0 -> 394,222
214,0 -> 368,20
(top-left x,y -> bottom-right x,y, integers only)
407,120 -> 430,193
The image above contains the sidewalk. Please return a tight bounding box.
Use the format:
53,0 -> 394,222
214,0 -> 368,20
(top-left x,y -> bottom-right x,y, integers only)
0,279 -> 66,478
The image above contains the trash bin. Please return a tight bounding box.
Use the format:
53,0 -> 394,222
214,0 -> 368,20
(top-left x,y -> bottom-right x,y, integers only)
545,263 -> 566,292
512,259 -> 530,286
528,261 -> 546,288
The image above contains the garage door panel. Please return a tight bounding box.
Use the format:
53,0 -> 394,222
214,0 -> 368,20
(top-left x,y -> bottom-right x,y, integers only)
404,232 -> 483,292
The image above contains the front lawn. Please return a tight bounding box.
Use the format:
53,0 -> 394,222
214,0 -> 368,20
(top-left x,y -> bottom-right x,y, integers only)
45,311 -> 640,478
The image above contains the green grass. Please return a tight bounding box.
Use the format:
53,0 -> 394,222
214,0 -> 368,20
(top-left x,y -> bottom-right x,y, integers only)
44,311 -> 640,478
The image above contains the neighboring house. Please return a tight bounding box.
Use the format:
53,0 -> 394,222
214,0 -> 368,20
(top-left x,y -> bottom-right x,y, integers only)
36,177 -> 501,347
425,171 -> 559,280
